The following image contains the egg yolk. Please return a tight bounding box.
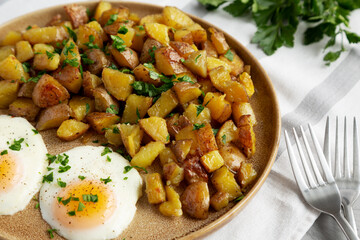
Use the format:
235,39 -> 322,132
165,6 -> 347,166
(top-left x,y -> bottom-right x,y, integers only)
0,151 -> 22,193
54,180 -> 116,229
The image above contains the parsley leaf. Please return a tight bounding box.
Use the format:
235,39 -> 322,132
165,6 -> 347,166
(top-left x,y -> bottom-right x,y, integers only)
196,105 -> 205,117
224,49 -> 234,61
77,202 -> 86,211
67,211 -> 76,216
113,126 -> 120,134
101,147 -> 112,156
131,81 -> 173,97
22,62 -> 30,73
118,26 -> 128,34
80,53 -> 95,65
57,179 -> 67,188
100,176 -> 112,184
212,128 -> 219,136
65,26 -> 77,42
123,165 -> 148,174
58,165 -> 71,173
221,134 -> 226,144
46,51 -> 55,60
47,229 -> 57,239
234,195 -> 244,202
63,58 -> 79,67
193,123 -> 205,130
83,35 -> 99,49
136,108 -> 141,123
42,172 -> 54,183
148,46 -> 157,63
8,138 -> 24,151
82,194 -> 98,202
105,14 -> 118,26
85,103 -> 90,115
1,150 -> 8,155
32,129 -> 39,134
195,54 -> 202,63
106,104 -> 119,114
78,175 -> 86,180
111,35 -> 126,52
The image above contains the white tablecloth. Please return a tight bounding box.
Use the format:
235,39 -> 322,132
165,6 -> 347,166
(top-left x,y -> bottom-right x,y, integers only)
1,0 -> 360,239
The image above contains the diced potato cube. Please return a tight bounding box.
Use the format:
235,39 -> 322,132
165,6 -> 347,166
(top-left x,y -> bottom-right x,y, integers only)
98,7 -> 129,26
159,147 -> 177,166
105,124 -> 123,147
119,123 -> 143,157
86,112 -> 120,134
145,173 -> 166,204
132,25 -> 146,52
93,86 -> 119,112
203,92 -> 231,123
219,49 -> 244,76
0,80 -> 19,109
216,120 -> 239,147
102,68 -> 134,101
15,41 -> 34,62
155,47 -> 188,75
186,24 -> 207,44
139,117 -> 170,144
94,1 -> 112,20
8,98 -> 40,121
0,55 -> 29,82
122,94 -> 153,124
57,119 -> 90,141
210,191 -> 229,211
87,20 -> 108,42
172,82 -> 202,104
0,46 -> 15,62
172,139 -> 193,162
140,38 -> 163,64
198,79 -> 215,95
163,6 -> 194,29
183,50 -> 207,78
169,41 -> 195,59
183,155 -> 209,184
77,25 -> 103,51
52,65 -> 82,93
18,82 -> 36,98
145,23 -> 169,46
68,96 -> 94,121
202,40 -> 218,58
238,72 -> 255,98
140,14 -> 164,25
208,66 -> 231,92
209,27 -> 230,54
207,57 -> 231,72
183,103 -> 211,125
23,26 -> 67,44
36,103 -> 71,131
235,115 -> 256,158
211,166 -> 241,201
159,186 -> 183,217
1,31 -> 22,46
33,53 -> 60,71
163,162 -> 184,186
232,102 -> 257,127
219,143 -> 246,173
83,71 -> 102,97
133,63 -> 161,86
174,29 -> 193,44
131,141 -> 165,168
180,181 -> 209,219
196,123 -> 218,156
238,162 -> 257,188
129,12 -> 140,24
110,47 -> 139,70
200,150 -> 224,173
148,89 -> 179,118
60,39 -> 80,64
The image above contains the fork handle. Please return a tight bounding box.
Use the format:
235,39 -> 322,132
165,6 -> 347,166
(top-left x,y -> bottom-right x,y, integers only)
343,204 -> 358,235
333,211 -> 359,240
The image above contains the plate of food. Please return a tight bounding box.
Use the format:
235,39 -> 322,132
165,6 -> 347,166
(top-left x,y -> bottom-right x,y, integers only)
0,1 -> 281,239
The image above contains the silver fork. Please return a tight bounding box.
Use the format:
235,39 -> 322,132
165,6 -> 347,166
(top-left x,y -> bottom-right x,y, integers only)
285,124 -> 359,240
324,116 -> 360,233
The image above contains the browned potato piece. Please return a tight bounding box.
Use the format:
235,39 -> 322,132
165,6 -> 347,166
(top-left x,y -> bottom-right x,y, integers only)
140,14 -> 164,25
110,46 -> 139,70
163,162 -> 184,186
15,41 -> 34,62
145,173 -> 166,204
145,23 -> 170,46
64,4 -> 89,28
174,29 -> 193,44
103,21 -> 135,35
93,86 -> 119,112
83,71 -> 102,97
86,112 -> 120,134
159,186 -> 183,217
104,124 -> 123,147
237,162 -> 257,188
68,96 -> 94,121
159,147 -> 177,166
133,63 -> 162,86
219,49 -> 244,76
183,155 -> 208,184
122,94 -> 153,124
119,123 -> 143,157
0,80 -> 19,109
57,119 -> 90,141
84,49 -> 110,75
219,143 -> 246,173
183,103 -> 211,125
23,26 -> 67,44
102,68 -> 134,101
132,25 -> 146,52
0,45 -> 15,62
139,117 -> 170,144
172,82 -> 202,105
131,141 -> 165,168
236,115 -> 256,158
33,52 -> 60,71
32,74 -> 70,108
211,166 -> 241,201
181,181 -> 209,219
209,27 -> 230,55
155,47 -> 188,75
216,120 -> 239,147
98,7 -> 130,26
1,31 -> 22,46
140,38 -> 163,63
169,41 -> 195,59
201,40 -> 218,58
8,98 -> 40,121
36,103 -> 71,131
94,1 -> 112,20
210,191 -> 229,211
183,50 -> 207,78
196,123 -> 218,156
198,79 -> 215,96
232,102 -> 257,127
163,6 -> 194,29
207,56 -> 231,73
203,92 -> 231,123
167,114 -> 191,137
147,89 -> 179,118
186,24 -> 207,44
0,55 -> 29,82
52,65 -> 82,94
77,25 -> 103,51
200,150 -> 224,173
18,82 -> 36,98
175,125 -> 200,155
238,72 -> 255,98
172,139 -> 193,162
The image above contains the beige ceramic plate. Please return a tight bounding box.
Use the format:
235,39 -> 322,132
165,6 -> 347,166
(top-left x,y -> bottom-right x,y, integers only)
0,2 -> 281,240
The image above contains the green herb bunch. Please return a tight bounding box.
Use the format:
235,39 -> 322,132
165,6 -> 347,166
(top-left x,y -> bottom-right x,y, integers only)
198,0 -> 360,65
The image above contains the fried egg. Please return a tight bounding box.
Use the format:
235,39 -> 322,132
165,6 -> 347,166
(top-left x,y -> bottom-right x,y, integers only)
0,115 -> 48,215
39,146 -> 143,240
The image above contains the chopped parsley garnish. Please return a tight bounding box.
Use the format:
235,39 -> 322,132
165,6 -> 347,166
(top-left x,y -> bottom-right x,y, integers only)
148,46 -> 157,63
221,134 -> 227,144
20,70 -> 46,83
193,123 -> 205,130
143,63 -> 154,69
78,175 -> 86,180
82,194 -> 98,202
100,176 -> 112,184
46,154 -> 57,164
118,26 -> 128,34
177,75 -> 195,84
1,150 -> 8,155
138,25 -> 144,31
123,165 -> 148,174
8,138 -> 24,151
124,155 -> 132,162
131,81 -> 173,98
234,195 -> 245,202
47,229 -> 57,239
85,103 -> 90,115
212,128 -> 219,136
106,156 -> 111,162
119,68 -> 133,74
224,49 -> 234,61
136,108 -> 141,123
101,147 -> 112,156
166,134 -> 170,142
105,14 -> 118,26
22,62 -> 30,72
58,165 -> 71,173
42,172 -> 54,183
123,177 -> 128,180
63,58 -> 79,67
46,51 -> 55,60
77,202 -> 86,211
35,203 -> 40,209
84,35 -> 99,49
80,53 -> 95,65
180,58 -> 185,63
32,129 -> 39,134
106,104 -> 119,114
57,179 -> 67,188
57,153 -> 69,166
63,42 -> 76,57
111,35 -> 126,52
57,197 -> 63,203
113,126 -> 120,134
196,105 -> 205,117
195,54 -> 202,63
26,25 -> 32,30
108,63 -> 118,70
65,26 -> 77,42
67,211 -> 76,216
92,140 -> 99,143
61,197 -> 72,205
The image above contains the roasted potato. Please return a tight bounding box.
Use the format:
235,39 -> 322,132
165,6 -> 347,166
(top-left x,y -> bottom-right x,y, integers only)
104,124 -> 123,147
93,86 -> 119,112
159,186 -> 183,217
167,114 -> 191,137
219,143 -> 246,173
23,26 -> 67,44
98,7 -> 130,26
110,46 -> 139,70
145,23 -> 170,46
172,82 -> 202,105
139,117 -> 170,144
183,103 -> 211,125
0,55 -> 29,82
133,63 -> 162,86
169,41 -> 195,59
1,31 -> 22,46
102,68 -> 134,101
210,191 -> 229,211
145,173 -> 166,204
237,162 -> 257,189
235,115 -> 256,158
183,155 -> 208,184
163,162 -> 184,186
18,82 -> 37,98
64,4 -> 89,28
196,123 -> 218,156
147,89 -> 179,118
122,94 -> 153,124
8,98 -> 40,121
238,71 -> 255,98
232,102 -> 257,127
86,112 -> 120,134
0,45 -> 15,62
15,41 -> 34,62
181,181 -> 209,219
200,150 -> 224,173
140,14 -> 164,25
36,103 -> 71,131
202,40 -> 218,58
219,49 -> 244,76
203,92 -> 231,123
211,166 -> 241,201
131,141 -> 165,168
84,49 -> 110,75
52,65 -> 82,93
172,139 -> 193,163
82,71 -> 102,97
159,147 -> 177,166
77,25 -> 103,51
57,119 -> 90,141
68,96 -> 94,121
174,29 -> 193,44
163,6 -> 194,29
140,38 -> 163,63
209,27 -> 230,55
94,1 -> 112,20
0,80 -> 19,109
183,50 -> 207,78
119,123 -> 143,157
155,47 -> 188,75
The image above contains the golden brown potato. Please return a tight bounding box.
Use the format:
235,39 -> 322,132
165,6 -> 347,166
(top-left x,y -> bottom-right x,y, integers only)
0,55 -> 29,82
163,162 -> 184,186
64,4 -> 89,28
18,82 -> 36,98
207,56 -> 231,73
183,50 -> 207,78
119,123 -> 143,157
183,155 -> 209,184
163,6 -> 194,29
198,79 -> 215,96
104,124 -> 123,147
237,162 -> 257,189
147,89 -> 179,118
200,150 -> 224,173
8,98 -> 40,121
183,103 -> 211,125
172,82 -> 202,105
216,120 -> 239,147
131,25 -> 146,52
159,186 -> 183,217
82,71 -> 102,97
181,181 -> 209,219
196,123 -> 218,156
140,38 -> 163,63
186,24 -> 207,44
140,14 -> 164,25
0,45 -> 15,62
36,103 -> 71,131
68,96 -> 94,121
211,166 -> 241,201
93,86 -> 119,112
15,41 -> 34,63
155,47 -> 188,75
167,114 -> 191,137
33,52 -> 60,71
23,26 -> 67,44
32,74 -> 70,108
238,72 -> 255,98
0,80 -> 19,109
57,119 -> 90,141
84,49 -> 110,75
115,27 -> 136,47
133,63 -> 162,86
210,191 -> 229,211
174,29 -> 193,44
94,1 -> 112,20
235,115 -> 256,158
98,7 -> 130,26
219,144 -> 246,173
203,92 -> 231,123
131,141 -> 165,168
159,147 -> 177,166
77,25 -> 103,51
110,46 -> 139,70
232,102 -> 257,127
1,31 -> 22,46
145,173 -> 166,204
145,23 -> 170,46
122,94 -> 153,124
169,41 -> 195,59
102,68 -> 134,101
219,49 -> 244,76
209,27 -> 230,55
139,117 -> 170,144
52,65 -> 82,94
201,40 -> 218,58
86,112 -> 120,134
172,139 -> 193,163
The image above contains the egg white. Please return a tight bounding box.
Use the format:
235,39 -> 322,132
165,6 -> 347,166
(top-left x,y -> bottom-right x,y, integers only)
39,146 -> 143,240
0,115 -> 48,215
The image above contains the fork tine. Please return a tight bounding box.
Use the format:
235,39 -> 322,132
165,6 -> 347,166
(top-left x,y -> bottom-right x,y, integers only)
300,126 -> 325,185
285,130 -> 308,191
293,128 -> 317,188
308,123 -> 335,183
354,117 -> 360,180
323,116 -> 331,170
335,116 -> 341,178
343,117 -> 351,178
